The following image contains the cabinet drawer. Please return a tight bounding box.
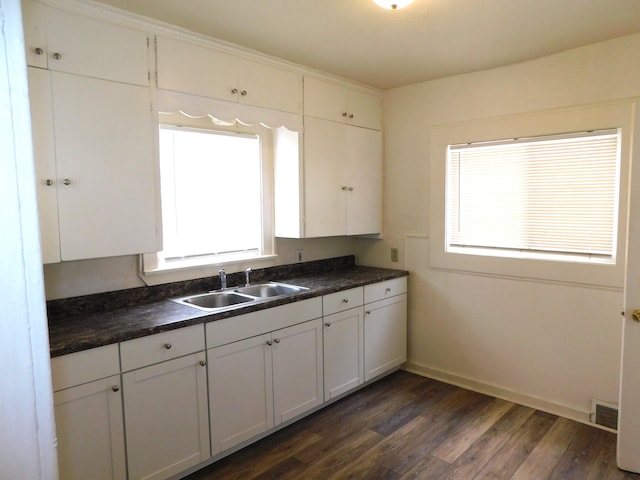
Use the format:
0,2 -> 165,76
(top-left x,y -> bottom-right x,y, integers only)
51,343 -> 120,392
323,287 -> 363,316
120,324 -> 204,372
364,277 -> 407,304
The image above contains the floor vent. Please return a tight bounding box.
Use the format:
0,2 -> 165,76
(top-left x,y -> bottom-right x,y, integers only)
592,400 -> 618,430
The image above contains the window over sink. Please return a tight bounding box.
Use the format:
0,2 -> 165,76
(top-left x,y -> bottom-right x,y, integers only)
142,112 -> 275,276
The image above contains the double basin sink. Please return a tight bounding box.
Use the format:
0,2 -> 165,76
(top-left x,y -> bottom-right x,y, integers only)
171,282 -> 308,312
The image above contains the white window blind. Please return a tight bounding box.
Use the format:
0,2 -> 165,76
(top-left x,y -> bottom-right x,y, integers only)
447,130 -> 620,259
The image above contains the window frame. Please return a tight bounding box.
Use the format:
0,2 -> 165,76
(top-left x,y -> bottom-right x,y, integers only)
141,113 -> 276,281
429,102 -> 633,288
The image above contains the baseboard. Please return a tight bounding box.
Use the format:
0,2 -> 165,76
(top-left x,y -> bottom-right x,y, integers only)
403,361 -> 600,428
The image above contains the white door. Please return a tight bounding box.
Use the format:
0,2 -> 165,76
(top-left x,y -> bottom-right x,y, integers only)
54,376 -> 126,480
123,353 -> 210,480
208,334 -> 274,454
618,104 -> 640,472
272,319 -> 324,424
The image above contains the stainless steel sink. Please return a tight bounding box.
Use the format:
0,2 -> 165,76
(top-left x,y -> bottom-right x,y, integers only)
234,282 -> 308,298
172,291 -> 255,311
171,282 -> 307,312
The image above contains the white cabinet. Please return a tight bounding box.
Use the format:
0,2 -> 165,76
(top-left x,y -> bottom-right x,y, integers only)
303,116 -> 382,237
121,325 -> 209,480
50,345 -> 126,480
207,299 -> 323,455
23,0 -> 149,86
304,76 -> 382,130
364,278 -> 408,381
156,35 -> 302,113
27,68 -> 160,262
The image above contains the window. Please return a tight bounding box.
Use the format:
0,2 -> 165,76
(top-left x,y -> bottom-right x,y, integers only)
144,115 -> 275,273
446,130 -> 621,262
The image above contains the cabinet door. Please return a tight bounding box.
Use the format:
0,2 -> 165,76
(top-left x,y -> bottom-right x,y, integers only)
364,294 -> 407,381
208,334 -> 274,454
347,90 -> 382,130
238,59 -> 302,113
303,116 -> 346,237
346,126 -> 383,235
324,307 -> 364,399
123,353 -> 210,480
45,7 -> 149,86
272,319 -> 324,424
54,375 -> 126,480
22,0 -> 48,68
51,72 -> 160,260
303,76 -> 347,124
156,35 -> 237,102
27,67 -> 60,263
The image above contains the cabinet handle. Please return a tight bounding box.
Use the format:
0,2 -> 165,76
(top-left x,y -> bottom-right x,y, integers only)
365,311 -> 371,315
325,322 -> 331,327
274,338 -> 280,344
385,288 -> 392,294
163,343 -> 172,350
348,187 -> 354,191
231,88 -> 238,94
52,52 -> 62,60
341,186 -> 348,191
342,112 -> 348,117
34,47 -> 44,55
62,178 -> 71,186
348,114 -> 354,119
241,90 -> 247,96
342,298 -> 349,304
45,179 -> 54,186
266,340 -> 273,346
111,385 -> 120,392
199,360 -> 207,367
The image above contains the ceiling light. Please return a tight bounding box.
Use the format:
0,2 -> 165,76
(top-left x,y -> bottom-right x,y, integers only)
373,0 -> 414,9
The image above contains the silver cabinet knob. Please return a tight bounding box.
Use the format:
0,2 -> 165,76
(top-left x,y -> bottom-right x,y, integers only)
34,47 -> 44,55
325,322 -> 331,327
112,385 -> 120,392
274,338 -> 280,344
62,178 -> 71,186
385,288 -> 392,294
241,90 -> 247,96
231,88 -> 238,94
348,114 -> 354,119
45,179 -> 54,186
341,186 -> 348,191
163,343 -> 172,350
342,112 -> 348,117
266,340 -> 273,346
348,187 -> 354,191
52,52 -> 62,60
342,298 -> 349,304
199,360 -> 207,367
365,311 -> 371,315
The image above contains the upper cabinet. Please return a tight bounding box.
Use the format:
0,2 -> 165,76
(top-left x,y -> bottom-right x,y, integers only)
23,0 -> 149,86
304,76 -> 382,130
156,36 -> 302,114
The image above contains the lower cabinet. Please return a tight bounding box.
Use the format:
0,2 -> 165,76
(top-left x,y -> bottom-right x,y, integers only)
53,375 -> 126,480
208,318 -> 324,455
123,354 -> 210,480
323,307 -> 364,400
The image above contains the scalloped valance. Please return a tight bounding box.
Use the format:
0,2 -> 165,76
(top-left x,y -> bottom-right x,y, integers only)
156,89 -> 302,132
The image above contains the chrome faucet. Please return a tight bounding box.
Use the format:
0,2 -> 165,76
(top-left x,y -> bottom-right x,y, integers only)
244,267 -> 252,287
219,268 -> 227,290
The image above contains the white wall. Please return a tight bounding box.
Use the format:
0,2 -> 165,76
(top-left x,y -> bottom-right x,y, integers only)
357,33 -> 640,423
1,0 -> 58,477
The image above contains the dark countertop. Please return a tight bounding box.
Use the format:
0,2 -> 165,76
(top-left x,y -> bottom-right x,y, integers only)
48,261 -> 408,358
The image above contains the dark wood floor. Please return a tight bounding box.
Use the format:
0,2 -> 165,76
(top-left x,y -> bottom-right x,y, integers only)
185,371 -> 640,479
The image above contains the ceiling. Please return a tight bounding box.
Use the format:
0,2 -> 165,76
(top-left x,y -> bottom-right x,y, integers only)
92,0 -> 640,90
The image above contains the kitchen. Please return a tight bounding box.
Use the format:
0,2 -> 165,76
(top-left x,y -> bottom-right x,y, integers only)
3,0 -> 640,478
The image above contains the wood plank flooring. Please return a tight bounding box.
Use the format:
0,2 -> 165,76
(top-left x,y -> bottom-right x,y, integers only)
184,371 -> 640,480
